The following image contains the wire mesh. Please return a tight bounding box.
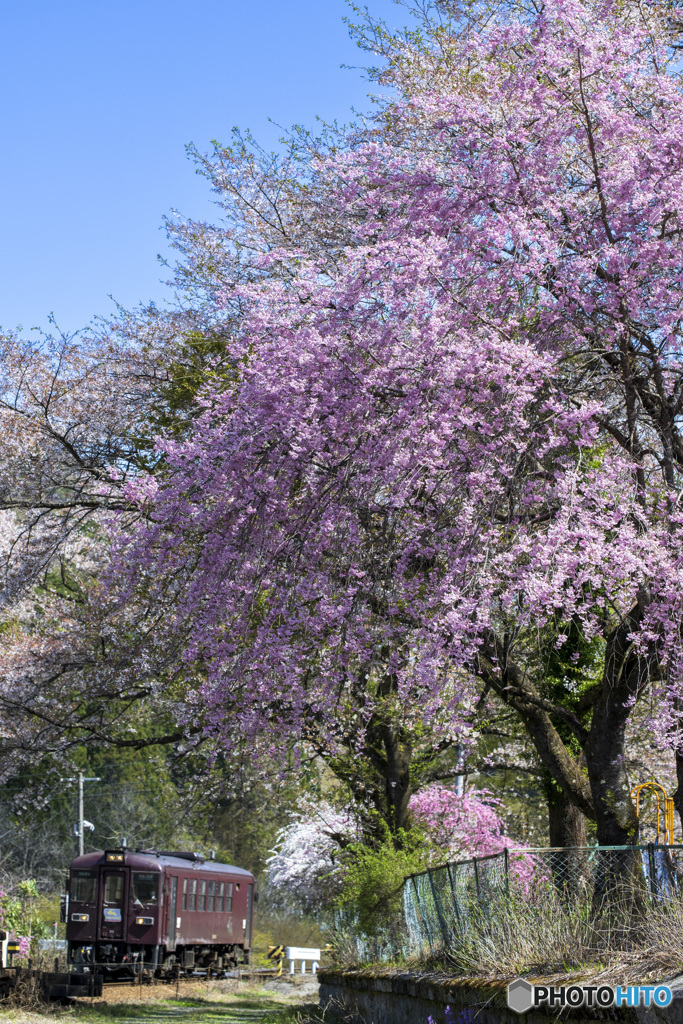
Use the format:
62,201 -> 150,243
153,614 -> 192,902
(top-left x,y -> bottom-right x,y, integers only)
333,905 -> 409,962
404,850 -> 509,955
403,845 -> 683,958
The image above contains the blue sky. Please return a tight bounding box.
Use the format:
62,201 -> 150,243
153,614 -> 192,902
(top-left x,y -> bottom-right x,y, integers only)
1,1 -> 403,335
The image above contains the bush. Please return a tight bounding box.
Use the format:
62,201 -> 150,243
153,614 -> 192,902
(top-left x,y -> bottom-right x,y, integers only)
335,826 -> 435,938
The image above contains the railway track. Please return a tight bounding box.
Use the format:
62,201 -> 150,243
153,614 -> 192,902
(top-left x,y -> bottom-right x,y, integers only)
99,969 -> 280,994
100,968 -> 279,985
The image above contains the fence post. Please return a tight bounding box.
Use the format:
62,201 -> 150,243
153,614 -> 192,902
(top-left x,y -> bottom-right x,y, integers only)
647,843 -> 657,898
446,861 -> 462,929
411,874 -> 435,956
503,847 -> 510,897
473,857 -> 480,900
426,864 -> 450,949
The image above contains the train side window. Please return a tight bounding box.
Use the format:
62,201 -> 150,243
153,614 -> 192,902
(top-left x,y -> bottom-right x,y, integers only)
226,882 -> 233,912
216,882 -> 224,912
71,871 -> 96,903
188,879 -> 197,911
182,879 -> 187,911
198,879 -> 206,912
207,881 -> 215,912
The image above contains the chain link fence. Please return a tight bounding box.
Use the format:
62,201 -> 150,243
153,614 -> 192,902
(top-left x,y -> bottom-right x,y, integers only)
404,851 -> 508,955
403,845 -> 683,957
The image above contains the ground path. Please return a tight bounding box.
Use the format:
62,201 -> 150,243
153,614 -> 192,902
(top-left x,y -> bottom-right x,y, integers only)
74,994 -> 301,1022
0,978 -> 319,1024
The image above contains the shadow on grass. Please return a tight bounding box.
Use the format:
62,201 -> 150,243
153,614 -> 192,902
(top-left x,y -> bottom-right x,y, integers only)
73,996 -> 322,1023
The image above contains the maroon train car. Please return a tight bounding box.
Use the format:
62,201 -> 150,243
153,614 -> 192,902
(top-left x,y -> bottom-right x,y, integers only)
65,849 -> 255,975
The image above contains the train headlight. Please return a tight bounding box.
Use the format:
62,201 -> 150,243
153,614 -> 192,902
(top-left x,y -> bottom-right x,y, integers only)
135,916 -> 154,926
105,852 -> 124,862
71,913 -> 89,922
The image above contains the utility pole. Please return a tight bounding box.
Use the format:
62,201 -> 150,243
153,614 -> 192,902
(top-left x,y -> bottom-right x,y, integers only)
453,744 -> 465,798
62,772 -> 101,856
78,773 -> 84,856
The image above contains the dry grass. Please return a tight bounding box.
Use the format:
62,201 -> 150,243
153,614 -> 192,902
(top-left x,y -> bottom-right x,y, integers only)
0,979 -> 324,1023
442,891 -> 599,977
2,971 -> 53,1016
592,888 -> 683,984
386,878 -> 683,982
0,1014 -> 54,1024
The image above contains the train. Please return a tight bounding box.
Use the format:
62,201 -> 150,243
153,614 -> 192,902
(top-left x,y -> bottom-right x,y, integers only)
63,848 -> 255,977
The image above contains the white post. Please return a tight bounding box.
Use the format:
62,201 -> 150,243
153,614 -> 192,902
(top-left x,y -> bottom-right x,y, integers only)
301,960 -> 306,974
289,960 -> 295,975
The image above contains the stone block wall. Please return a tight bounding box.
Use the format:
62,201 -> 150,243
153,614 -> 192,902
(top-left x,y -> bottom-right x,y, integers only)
317,968 -> 683,1023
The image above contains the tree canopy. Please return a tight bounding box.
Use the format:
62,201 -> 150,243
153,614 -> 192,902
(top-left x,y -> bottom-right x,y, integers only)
3,0 -> 683,850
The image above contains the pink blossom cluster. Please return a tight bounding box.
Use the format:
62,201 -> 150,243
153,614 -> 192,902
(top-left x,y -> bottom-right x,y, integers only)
266,787 -> 517,910
0,890 -> 31,958
108,0 -> 683,782
409,785 -> 514,860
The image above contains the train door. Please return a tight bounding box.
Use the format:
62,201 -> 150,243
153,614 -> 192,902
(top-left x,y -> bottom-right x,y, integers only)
224,881 -> 234,942
245,884 -> 253,946
167,877 -> 178,951
99,870 -> 127,940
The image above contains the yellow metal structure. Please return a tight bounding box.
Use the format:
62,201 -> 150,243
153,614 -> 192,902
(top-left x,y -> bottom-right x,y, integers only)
630,781 -> 675,845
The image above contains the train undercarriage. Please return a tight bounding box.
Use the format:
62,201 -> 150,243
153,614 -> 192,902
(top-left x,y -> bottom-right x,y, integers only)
70,941 -> 250,979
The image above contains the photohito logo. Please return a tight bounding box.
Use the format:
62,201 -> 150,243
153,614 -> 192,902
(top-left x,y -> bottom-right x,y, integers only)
507,978 -> 672,1012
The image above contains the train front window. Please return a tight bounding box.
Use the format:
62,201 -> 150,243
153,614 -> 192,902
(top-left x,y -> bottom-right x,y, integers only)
71,871 -> 96,903
104,874 -> 123,903
132,873 -> 158,905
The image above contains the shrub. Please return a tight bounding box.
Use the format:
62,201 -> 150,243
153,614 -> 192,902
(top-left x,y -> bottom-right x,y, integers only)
335,826 -> 435,938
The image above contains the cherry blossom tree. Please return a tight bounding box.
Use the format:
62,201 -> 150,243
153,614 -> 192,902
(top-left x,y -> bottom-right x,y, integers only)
410,785 -> 513,859
0,320 -> 227,770
265,803 -> 357,913
5,0 -> 683,852
265,787 -> 513,912
106,0 -> 683,851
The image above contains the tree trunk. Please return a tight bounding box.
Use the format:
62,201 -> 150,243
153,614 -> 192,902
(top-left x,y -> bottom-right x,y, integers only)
672,749 -> 683,836
584,693 -> 639,845
545,780 -> 589,900
477,649 -> 595,818
349,712 -> 414,847
379,723 -> 412,841
477,604 -> 653,850
583,606 -> 650,847
547,784 -> 587,848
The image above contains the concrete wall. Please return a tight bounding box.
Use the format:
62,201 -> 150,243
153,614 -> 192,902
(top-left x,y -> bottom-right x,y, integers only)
318,968 -> 683,1024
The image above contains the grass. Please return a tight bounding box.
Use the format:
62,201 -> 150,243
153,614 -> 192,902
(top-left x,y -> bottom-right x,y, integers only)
395,875 -> 683,982
0,981 -> 325,1024
68,997 -> 325,1024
